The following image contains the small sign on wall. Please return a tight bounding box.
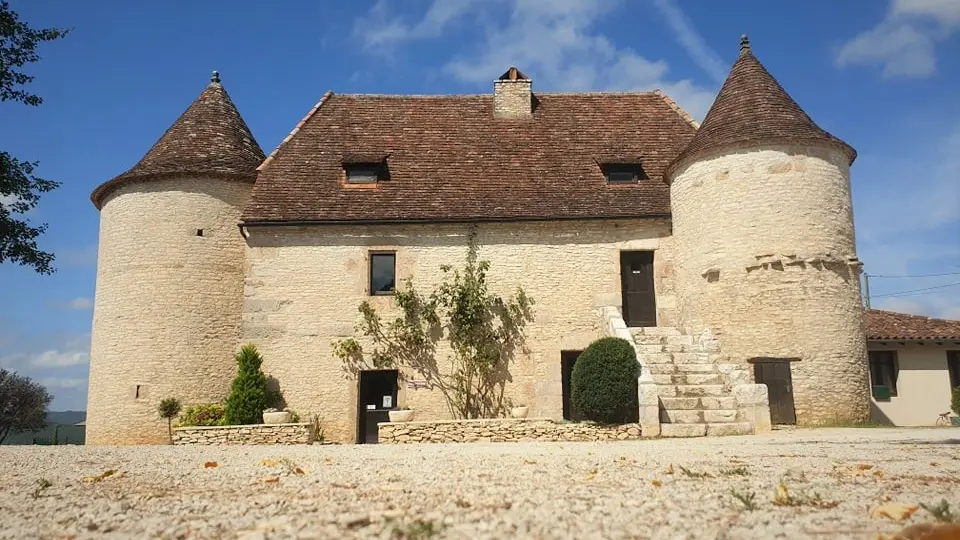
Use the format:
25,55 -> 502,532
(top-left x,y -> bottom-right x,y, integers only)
407,380 -> 429,390
382,395 -> 393,408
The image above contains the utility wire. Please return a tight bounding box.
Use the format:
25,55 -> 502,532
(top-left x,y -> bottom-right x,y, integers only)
868,271 -> 960,278
872,281 -> 960,298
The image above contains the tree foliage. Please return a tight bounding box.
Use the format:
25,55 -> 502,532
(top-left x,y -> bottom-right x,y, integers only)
333,231 -> 534,419
157,397 -> 182,442
0,2 -> 69,274
225,344 -> 268,425
571,337 -> 639,424
0,368 -> 52,443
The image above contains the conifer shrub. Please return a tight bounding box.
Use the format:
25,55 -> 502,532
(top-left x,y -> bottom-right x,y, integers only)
225,344 -> 268,425
951,386 -> 960,417
571,337 -> 639,424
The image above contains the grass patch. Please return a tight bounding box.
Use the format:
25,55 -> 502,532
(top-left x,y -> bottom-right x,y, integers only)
772,480 -> 838,509
720,466 -> 750,476
730,489 -> 758,511
31,478 -> 52,499
678,465 -> 711,479
920,500 -> 956,523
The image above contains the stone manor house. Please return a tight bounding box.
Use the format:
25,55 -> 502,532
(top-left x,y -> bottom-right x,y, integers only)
87,37 -> 960,444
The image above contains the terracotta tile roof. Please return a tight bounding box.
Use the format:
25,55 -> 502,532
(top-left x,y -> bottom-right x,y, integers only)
241,91 -> 696,224
668,36 -> 855,177
864,309 -> 960,341
91,72 -> 265,209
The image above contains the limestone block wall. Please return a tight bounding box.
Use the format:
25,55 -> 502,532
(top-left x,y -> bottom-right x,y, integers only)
378,418 -> 642,444
670,144 -> 869,424
173,423 -> 314,445
241,219 -> 675,444
87,177 -> 253,444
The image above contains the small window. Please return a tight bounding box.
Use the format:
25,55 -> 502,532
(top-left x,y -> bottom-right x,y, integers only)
345,163 -> 381,184
196,229 -> 204,237
370,252 -> 396,295
869,350 -> 899,398
601,163 -> 648,184
948,351 -> 960,389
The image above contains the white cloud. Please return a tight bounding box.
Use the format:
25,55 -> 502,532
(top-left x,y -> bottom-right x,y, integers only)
30,350 -> 90,368
650,0 -> 727,83
39,377 -> 88,390
66,297 -> 94,310
355,0 -> 717,119
836,0 -> 960,78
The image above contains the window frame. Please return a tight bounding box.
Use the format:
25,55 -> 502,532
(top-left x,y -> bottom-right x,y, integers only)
368,251 -> 397,296
601,163 -> 648,185
344,162 -> 386,186
868,350 -> 899,397
948,350 -> 960,390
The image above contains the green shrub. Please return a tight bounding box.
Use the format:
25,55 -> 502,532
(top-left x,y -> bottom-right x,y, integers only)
571,337 -> 639,424
952,386 -> 960,417
180,403 -> 227,426
225,344 -> 268,425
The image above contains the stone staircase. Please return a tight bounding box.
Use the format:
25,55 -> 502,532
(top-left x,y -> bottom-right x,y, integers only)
630,327 -> 754,437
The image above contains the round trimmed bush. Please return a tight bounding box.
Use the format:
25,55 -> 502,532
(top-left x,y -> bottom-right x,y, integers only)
571,337 -> 639,424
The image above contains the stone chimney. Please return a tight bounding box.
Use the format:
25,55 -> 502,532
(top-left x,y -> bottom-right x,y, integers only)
494,66 -> 532,118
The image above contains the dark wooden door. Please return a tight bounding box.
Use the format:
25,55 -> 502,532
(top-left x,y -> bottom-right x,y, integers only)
561,350 -> 584,421
620,251 -> 657,327
357,370 -> 398,444
753,361 -> 797,425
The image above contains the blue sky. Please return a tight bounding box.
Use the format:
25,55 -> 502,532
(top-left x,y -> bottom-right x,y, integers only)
1,0 -> 958,411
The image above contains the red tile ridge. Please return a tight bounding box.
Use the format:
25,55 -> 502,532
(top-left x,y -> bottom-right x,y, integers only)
257,90 -> 334,172
654,89 -> 700,129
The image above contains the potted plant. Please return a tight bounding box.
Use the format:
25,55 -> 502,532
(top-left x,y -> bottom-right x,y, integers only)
262,407 -> 292,424
510,404 -> 529,419
389,407 -> 415,423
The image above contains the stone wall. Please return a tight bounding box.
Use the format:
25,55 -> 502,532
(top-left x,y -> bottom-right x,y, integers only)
173,423 -> 315,445
379,418 -> 642,444
242,219 -> 674,443
88,177 -> 253,445
670,144 -> 870,425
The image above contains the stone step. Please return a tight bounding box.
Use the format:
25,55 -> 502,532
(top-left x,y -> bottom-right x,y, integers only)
674,384 -> 725,397
643,363 -> 676,375
706,422 -> 753,436
651,373 -> 723,386
635,343 -> 665,353
703,409 -> 739,423
630,327 -> 683,337
671,352 -> 713,364
638,352 -> 674,364
660,423 -> 706,438
660,396 -> 737,410
660,409 -> 703,424
675,364 -> 718,373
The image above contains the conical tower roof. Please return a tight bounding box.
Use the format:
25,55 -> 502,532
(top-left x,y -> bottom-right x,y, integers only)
668,36 -> 855,176
92,71 -> 265,209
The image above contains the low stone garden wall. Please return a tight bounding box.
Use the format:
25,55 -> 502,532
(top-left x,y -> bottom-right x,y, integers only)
173,423 -> 315,445
378,418 -> 642,444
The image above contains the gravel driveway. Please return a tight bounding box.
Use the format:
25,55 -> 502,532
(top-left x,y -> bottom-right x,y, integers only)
1,428 -> 958,539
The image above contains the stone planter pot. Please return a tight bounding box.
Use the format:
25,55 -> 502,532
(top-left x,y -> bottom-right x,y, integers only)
262,411 -> 292,424
510,406 -> 529,419
389,409 -> 415,423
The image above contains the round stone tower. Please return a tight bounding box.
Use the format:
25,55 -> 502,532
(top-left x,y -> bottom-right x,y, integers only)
87,72 -> 264,444
667,37 -> 869,425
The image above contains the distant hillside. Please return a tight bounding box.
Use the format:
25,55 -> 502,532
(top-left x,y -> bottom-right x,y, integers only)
45,410 -> 86,425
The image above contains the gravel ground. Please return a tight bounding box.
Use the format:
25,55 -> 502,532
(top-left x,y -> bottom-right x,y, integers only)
1,427 -> 959,539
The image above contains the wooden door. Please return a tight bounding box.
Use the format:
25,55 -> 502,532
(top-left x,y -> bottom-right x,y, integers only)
561,350 -> 584,421
620,251 -> 657,327
753,361 -> 797,425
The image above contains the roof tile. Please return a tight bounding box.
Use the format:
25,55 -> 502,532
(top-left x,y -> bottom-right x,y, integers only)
242,92 -> 696,223
865,309 -> 960,341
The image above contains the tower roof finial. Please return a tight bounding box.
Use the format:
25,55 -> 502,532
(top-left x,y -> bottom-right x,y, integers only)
211,70 -> 220,84
739,34 -> 751,56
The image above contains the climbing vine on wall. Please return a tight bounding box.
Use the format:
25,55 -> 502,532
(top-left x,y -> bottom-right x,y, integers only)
332,231 -> 534,419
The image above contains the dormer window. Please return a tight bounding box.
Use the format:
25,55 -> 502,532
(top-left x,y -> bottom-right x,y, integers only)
345,163 -> 382,184
601,163 -> 647,184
